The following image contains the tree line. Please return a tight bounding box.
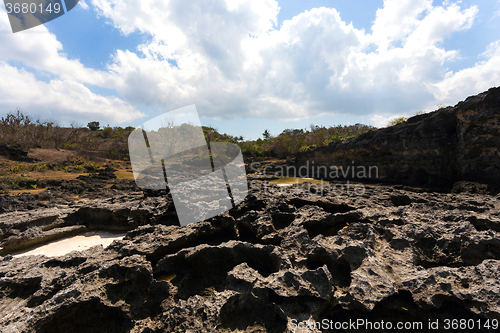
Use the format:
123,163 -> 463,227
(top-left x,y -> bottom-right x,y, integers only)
0,109 -> 376,161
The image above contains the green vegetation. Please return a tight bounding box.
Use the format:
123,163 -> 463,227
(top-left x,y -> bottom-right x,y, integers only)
239,124 -> 375,159
31,164 -> 48,172
389,117 -> 408,126
98,126 -> 135,139
0,110 -> 134,160
87,121 -> 100,131
388,106 -> 448,127
9,164 -> 25,173
73,165 -> 86,172
202,126 -> 243,144
0,109 -> 376,163
0,109 -> 70,149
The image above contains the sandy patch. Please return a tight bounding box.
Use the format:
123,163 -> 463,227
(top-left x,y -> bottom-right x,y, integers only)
13,231 -> 126,258
270,177 -> 329,186
8,188 -> 47,195
115,169 -> 135,180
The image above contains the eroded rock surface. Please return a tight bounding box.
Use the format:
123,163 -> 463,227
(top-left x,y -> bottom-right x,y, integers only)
296,86 -> 500,192
1,179 -> 500,332
0,177 -> 142,213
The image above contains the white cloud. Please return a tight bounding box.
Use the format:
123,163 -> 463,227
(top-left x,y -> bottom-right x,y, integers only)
88,0 -> 485,120
371,0 -> 433,51
371,113 -> 423,128
432,41 -> 500,104
79,0 -> 89,10
0,62 -> 145,123
0,9 -> 143,124
371,115 -> 393,128
0,10 -> 113,86
1,0 -> 496,126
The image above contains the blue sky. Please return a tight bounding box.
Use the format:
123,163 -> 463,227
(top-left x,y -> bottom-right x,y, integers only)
1,0 -> 499,140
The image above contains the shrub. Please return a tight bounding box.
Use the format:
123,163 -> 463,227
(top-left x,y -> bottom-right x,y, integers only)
74,165 -> 86,172
389,117 -> 407,126
0,109 -> 73,149
10,165 -> 24,173
99,127 -> 114,138
88,121 -> 100,131
31,164 -> 47,172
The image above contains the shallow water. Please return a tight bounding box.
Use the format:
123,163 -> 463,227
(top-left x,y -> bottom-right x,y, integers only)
13,231 -> 126,258
269,177 -> 329,186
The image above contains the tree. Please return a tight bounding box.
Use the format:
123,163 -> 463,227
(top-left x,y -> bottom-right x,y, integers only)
87,121 -> 100,131
262,129 -> 272,140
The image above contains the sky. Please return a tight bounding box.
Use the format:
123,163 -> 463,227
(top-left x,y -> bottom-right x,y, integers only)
0,0 -> 499,140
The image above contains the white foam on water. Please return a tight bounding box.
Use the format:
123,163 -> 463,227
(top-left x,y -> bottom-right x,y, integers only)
13,231 -> 126,258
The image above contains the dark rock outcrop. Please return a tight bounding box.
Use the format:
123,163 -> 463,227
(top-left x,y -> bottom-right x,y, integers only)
0,178 -> 141,213
296,87 -> 500,192
77,167 -> 117,181
1,179 -> 500,332
0,193 -> 177,255
0,144 -> 38,162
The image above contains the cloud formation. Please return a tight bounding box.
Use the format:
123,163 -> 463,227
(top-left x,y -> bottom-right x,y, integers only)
1,0 -> 499,126
92,0 -> 493,119
0,8 -> 144,124
0,63 -> 144,123
79,0 -> 89,10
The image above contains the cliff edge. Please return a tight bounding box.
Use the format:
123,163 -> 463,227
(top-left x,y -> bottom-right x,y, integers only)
296,87 -> 500,192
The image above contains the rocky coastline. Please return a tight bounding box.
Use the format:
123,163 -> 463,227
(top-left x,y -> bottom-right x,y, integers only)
1,87 -> 500,332
1,174 -> 500,332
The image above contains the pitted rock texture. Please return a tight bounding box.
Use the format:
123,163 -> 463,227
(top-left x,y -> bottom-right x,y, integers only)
0,192 -> 177,255
1,180 -> 500,332
0,177 -> 142,213
296,86 -> 500,192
